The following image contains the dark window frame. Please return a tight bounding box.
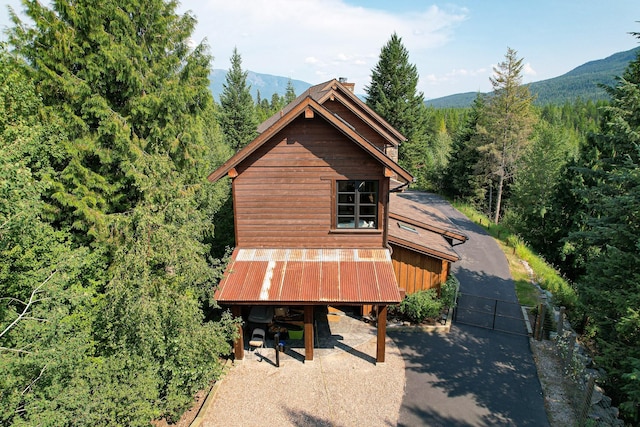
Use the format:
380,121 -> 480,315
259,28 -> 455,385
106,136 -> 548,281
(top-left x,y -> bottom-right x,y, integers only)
336,180 -> 379,229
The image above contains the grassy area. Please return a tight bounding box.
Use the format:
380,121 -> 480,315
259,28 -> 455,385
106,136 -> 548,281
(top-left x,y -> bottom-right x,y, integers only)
452,201 -> 576,310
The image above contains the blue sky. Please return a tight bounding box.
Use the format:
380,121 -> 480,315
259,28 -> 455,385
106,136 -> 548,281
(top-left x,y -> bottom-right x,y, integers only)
2,0 -> 639,98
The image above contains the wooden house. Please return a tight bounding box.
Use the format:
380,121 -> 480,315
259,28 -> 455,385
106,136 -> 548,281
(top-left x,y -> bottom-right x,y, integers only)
208,79 -> 465,364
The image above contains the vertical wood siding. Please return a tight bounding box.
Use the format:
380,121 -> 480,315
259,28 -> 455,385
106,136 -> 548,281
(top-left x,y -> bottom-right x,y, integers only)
391,245 -> 447,294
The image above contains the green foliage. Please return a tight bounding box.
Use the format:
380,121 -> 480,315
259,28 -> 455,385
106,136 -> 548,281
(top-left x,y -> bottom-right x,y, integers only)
365,33 -> 439,189
219,47 -> 258,151
398,289 -> 443,324
3,3 -> 238,426
505,119 -> 580,251
440,274 -> 459,309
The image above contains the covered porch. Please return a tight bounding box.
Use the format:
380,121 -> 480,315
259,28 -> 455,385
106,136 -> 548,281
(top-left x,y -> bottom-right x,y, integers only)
214,248 -> 403,364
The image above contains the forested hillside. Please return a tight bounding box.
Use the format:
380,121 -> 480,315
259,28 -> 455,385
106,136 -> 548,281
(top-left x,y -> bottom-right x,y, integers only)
427,46 -> 640,108
209,69 -> 311,102
439,43 -> 640,424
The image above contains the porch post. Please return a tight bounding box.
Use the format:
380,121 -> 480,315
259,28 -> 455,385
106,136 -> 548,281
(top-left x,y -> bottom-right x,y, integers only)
231,306 -> 244,360
376,304 -> 388,363
304,306 -> 314,361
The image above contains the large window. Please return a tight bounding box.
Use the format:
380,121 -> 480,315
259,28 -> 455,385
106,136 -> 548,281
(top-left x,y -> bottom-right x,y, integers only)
336,180 -> 378,229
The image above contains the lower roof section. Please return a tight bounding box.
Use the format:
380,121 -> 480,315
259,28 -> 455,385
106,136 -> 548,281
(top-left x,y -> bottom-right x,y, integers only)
214,248 -> 402,305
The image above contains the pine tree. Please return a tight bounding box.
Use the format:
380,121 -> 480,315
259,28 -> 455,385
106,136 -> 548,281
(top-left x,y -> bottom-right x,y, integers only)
7,2 -> 237,423
219,47 -> 258,151
479,47 -> 536,223
442,95 -> 487,204
284,78 -> 297,104
365,33 -> 434,188
565,40 -> 640,421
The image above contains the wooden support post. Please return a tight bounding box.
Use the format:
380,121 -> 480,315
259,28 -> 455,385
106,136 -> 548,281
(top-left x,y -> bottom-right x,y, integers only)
304,306 -> 314,361
231,306 -> 244,360
376,305 -> 387,363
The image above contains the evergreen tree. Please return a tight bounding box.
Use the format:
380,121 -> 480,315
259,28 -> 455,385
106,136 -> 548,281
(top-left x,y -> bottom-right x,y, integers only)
219,47 -> 258,151
365,33 -> 435,188
564,40 -> 640,421
442,95 -> 488,204
478,47 -> 536,223
7,2 -> 237,424
284,78 -> 297,104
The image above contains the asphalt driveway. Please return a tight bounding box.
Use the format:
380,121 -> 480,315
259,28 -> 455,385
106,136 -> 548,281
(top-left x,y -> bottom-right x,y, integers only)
389,192 -> 549,426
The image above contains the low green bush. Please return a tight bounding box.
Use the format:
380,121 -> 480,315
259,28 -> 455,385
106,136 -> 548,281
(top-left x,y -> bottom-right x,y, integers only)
398,289 -> 443,323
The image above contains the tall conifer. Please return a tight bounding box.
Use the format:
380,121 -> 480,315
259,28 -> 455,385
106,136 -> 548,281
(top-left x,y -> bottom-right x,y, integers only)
219,47 -> 258,151
7,2 -> 237,423
565,39 -> 640,421
365,33 -> 434,188
479,47 -> 536,223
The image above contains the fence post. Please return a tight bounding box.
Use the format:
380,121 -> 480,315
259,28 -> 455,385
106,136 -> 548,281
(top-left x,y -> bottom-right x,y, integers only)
492,299 -> 498,330
535,303 -> 546,341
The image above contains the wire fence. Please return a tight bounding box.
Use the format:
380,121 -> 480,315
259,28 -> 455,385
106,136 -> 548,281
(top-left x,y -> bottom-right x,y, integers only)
534,304 -> 624,426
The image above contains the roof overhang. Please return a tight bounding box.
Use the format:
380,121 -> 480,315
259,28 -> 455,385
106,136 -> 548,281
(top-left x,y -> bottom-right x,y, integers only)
207,96 -> 414,184
214,248 -> 402,305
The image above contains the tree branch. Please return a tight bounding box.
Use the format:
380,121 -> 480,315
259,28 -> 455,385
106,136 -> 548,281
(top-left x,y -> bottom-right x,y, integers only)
22,364 -> 47,395
0,271 -> 56,340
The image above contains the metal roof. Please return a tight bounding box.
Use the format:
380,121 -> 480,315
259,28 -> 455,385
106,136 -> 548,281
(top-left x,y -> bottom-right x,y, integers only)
214,248 -> 402,305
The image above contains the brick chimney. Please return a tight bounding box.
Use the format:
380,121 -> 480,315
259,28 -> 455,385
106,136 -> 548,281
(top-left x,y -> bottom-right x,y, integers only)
338,77 -> 355,93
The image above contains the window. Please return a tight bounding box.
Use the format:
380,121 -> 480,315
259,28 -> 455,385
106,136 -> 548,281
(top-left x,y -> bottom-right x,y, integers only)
336,180 -> 378,229
398,222 -> 418,233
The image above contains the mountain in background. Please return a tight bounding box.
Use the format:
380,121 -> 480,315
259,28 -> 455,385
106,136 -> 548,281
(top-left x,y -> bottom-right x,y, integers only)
425,46 -> 640,108
209,47 -> 640,108
209,69 -> 312,102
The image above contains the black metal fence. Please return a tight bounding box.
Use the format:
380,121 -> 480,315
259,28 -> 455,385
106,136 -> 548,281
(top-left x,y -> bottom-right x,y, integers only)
453,293 -> 528,336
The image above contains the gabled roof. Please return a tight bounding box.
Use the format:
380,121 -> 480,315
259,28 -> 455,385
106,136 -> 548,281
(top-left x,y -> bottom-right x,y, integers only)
208,79 -> 413,184
257,79 -> 406,145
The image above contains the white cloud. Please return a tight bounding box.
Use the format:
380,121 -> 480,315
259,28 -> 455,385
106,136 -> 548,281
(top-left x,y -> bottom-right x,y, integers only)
181,0 -> 468,91
523,62 -> 537,76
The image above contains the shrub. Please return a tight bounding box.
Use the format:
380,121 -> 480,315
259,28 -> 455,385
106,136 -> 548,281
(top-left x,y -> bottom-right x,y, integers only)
398,289 -> 443,324
440,274 -> 460,309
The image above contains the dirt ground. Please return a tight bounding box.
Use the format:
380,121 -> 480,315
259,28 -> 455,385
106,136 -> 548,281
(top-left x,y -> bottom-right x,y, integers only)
530,339 -> 579,426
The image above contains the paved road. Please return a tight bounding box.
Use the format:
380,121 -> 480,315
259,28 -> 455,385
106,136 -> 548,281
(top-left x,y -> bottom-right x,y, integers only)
389,192 -> 549,427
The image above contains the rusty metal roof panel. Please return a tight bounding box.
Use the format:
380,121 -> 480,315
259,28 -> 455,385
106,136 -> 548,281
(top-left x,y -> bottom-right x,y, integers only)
239,261 -> 267,301
375,261 -> 400,301
358,261 -> 380,302
302,261 -> 321,301
341,261 -> 360,301
214,248 -> 401,304
320,262 -> 340,301
280,261 -> 303,301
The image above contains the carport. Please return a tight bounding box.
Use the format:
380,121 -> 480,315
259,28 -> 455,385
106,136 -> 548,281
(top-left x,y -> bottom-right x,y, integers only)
214,248 -> 403,363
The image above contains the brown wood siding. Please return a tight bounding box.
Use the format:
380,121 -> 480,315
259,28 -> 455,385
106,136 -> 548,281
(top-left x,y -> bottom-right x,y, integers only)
391,245 -> 448,294
233,115 -> 387,248
324,100 -> 389,152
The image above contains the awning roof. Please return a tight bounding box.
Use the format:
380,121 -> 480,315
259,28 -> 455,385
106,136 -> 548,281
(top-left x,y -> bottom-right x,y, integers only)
214,248 -> 402,305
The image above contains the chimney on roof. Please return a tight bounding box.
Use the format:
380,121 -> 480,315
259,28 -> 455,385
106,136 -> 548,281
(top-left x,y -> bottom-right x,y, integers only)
338,77 -> 355,93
